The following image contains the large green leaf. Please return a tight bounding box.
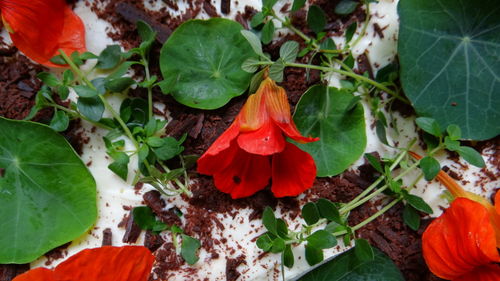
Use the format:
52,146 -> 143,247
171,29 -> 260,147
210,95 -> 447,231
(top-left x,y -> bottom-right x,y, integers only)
293,85 -> 366,177
0,118 -> 97,263
298,248 -> 404,281
159,19 -> 256,109
398,0 -> 500,140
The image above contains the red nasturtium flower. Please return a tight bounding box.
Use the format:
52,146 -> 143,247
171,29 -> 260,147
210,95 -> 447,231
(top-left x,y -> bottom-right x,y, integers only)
197,77 -> 319,199
13,246 -> 155,281
410,152 -> 500,280
0,0 -> 86,67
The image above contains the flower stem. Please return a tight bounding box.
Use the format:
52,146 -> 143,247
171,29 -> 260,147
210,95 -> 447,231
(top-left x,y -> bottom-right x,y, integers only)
348,2 -> 371,49
285,62 -> 408,104
59,49 -> 139,149
351,197 -> 402,231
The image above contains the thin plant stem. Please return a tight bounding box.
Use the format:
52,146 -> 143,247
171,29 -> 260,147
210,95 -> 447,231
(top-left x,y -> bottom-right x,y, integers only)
285,62 -> 408,104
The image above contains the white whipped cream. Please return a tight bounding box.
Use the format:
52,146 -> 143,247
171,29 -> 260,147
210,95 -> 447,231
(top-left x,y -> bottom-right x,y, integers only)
0,0 -> 495,280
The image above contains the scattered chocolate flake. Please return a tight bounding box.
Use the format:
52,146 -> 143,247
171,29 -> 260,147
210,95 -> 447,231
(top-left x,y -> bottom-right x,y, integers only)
144,230 -> 165,252
373,23 -> 386,38
143,190 -> 182,226
151,243 -> 184,279
102,228 -> 113,246
122,210 -> 142,243
226,255 -> 246,281
44,242 -> 70,266
220,0 -> 230,15
0,168 -> 4,177
0,264 -> 29,281
115,2 -> 172,43
356,53 -> 374,78
203,0 -> 219,17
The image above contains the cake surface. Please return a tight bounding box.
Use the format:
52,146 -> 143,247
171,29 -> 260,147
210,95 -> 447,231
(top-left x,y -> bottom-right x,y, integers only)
0,0 -> 499,280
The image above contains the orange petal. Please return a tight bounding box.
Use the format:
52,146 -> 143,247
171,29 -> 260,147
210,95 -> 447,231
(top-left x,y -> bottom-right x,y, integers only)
422,198 -> 500,280
46,5 -> 86,67
239,82 -> 268,132
12,268 -> 55,281
1,0 -> 86,67
199,120 -> 240,158
54,246 -> 154,281
456,264 -> 500,281
271,142 -> 316,197
263,79 -> 318,143
212,144 -> 271,199
237,121 -> 286,155
409,151 -> 500,247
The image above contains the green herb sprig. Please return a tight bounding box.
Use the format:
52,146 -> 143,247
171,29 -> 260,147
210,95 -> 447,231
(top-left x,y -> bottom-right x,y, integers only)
31,21 -> 192,197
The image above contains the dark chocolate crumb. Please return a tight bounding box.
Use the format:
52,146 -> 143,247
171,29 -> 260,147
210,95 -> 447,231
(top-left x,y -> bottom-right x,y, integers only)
102,228 -> 113,246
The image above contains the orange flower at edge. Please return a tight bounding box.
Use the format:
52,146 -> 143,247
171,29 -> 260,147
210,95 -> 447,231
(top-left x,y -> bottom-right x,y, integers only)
13,246 -> 155,281
409,152 -> 500,280
0,0 -> 86,67
197,77 -> 319,199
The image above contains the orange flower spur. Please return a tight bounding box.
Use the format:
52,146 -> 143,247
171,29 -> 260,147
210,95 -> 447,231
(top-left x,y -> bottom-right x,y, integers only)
197,77 -> 319,199
0,0 -> 86,67
410,152 -> 500,280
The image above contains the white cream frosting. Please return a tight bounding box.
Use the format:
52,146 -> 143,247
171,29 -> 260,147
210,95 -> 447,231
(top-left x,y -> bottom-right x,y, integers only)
0,0 -> 496,280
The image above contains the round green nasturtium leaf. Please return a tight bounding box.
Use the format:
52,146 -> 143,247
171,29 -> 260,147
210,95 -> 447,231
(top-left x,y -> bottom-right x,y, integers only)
0,118 -> 97,263
298,248 -> 404,281
159,18 -> 256,109
293,85 -> 366,177
398,0 -> 500,140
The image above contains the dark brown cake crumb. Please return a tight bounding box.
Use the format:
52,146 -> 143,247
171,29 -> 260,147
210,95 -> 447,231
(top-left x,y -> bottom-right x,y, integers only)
0,264 -> 29,281
226,255 -> 246,281
102,228 -> 113,246
122,210 -> 142,243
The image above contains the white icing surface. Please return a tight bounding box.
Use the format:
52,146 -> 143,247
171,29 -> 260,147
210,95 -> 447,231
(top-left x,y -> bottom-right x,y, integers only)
0,0 -> 496,280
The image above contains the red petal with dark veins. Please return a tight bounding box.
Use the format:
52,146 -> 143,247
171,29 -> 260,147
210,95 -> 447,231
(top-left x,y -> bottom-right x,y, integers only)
200,120 -> 240,157
456,264 -> 500,281
422,198 -> 500,280
237,121 -> 286,155
198,138 -> 239,176
55,246 -> 154,281
212,145 -> 271,199
1,0 -> 86,66
12,268 -> 55,281
13,246 -> 154,281
271,142 -> 316,197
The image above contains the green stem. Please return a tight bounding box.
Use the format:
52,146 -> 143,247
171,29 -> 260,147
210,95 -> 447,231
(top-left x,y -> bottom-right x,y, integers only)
59,49 -> 138,148
285,62 -> 408,104
352,197 -> 402,231
275,16 -> 319,49
349,2 -> 371,49
339,147 -> 409,213
142,59 -> 154,119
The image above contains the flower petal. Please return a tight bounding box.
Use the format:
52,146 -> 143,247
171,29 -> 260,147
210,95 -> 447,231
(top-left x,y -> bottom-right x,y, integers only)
237,121 -> 286,155
12,268 -> 55,281
239,87 -> 268,132
271,142 -> 316,197
198,138 -> 240,176
422,198 -> 500,280
54,246 -> 154,281
456,264 -> 500,281
200,120 -> 240,157
264,80 -> 318,144
1,0 -> 85,66
212,144 -> 271,199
